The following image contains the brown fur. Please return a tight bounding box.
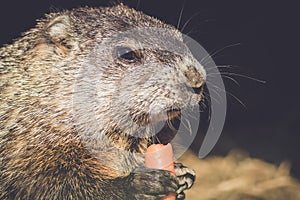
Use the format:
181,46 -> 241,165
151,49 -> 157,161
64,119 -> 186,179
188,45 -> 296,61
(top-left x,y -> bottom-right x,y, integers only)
0,4 -> 204,199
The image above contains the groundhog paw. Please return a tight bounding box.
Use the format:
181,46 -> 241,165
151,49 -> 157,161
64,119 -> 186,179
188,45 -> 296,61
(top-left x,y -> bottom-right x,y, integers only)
174,162 -> 196,195
128,167 -> 179,199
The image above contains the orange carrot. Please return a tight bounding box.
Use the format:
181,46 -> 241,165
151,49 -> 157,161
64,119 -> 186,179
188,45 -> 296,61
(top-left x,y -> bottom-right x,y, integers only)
145,143 -> 176,200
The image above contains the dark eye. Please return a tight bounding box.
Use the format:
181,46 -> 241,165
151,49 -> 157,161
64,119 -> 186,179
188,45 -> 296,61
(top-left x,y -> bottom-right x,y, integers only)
115,46 -> 139,62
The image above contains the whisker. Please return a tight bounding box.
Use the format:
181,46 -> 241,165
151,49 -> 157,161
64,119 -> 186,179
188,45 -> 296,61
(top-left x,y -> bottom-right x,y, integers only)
177,0 -> 187,29
167,119 -> 177,132
183,118 -> 192,136
185,109 -> 198,122
154,135 -> 161,144
183,19 -> 216,37
222,72 -> 266,84
136,0 -> 141,10
202,54 -> 235,66
207,74 -> 240,86
200,43 -> 242,65
227,91 -> 246,108
204,87 -> 222,105
181,119 -> 192,134
208,72 -> 266,84
180,10 -> 203,33
200,93 -> 212,121
211,83 -> 246,108
205,65 -> 236,73
222,75 -> 241,86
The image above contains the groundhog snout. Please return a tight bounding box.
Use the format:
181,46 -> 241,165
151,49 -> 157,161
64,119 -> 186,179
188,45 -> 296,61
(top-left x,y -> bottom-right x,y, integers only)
182,65 -> 206,92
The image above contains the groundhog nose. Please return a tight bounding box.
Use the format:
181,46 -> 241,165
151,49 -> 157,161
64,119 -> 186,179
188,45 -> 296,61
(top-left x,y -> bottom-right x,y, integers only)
183,65 -> 205,89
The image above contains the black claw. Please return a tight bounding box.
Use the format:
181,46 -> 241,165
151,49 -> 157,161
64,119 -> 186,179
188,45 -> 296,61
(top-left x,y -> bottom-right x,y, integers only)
176,192 -> 186,200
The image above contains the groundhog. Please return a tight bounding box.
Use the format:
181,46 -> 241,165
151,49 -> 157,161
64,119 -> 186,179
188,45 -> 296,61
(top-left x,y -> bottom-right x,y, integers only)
0,4 -> 206,200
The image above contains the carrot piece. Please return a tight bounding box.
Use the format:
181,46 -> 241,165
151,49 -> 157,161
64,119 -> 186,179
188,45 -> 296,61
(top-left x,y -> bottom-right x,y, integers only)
145,143 -> 176,200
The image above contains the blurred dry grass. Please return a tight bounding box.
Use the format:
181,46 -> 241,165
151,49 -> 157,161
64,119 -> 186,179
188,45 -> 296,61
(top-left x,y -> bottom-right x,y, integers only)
178,149 -> 300,200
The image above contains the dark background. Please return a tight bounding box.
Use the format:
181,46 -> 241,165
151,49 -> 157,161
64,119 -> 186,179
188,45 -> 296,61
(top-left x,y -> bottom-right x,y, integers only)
1,0 -> 299,177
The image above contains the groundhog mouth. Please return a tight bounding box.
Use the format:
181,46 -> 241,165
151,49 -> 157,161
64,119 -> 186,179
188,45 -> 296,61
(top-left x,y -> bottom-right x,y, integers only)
168,108 -> 181,117
129,108 -> 181,144
150,109 -> 181,145
102,108 -> 181,151
132,108 -> 181,126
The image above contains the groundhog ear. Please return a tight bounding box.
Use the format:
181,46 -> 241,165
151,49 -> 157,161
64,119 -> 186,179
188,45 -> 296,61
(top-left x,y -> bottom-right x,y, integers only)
45,15 -> 71,44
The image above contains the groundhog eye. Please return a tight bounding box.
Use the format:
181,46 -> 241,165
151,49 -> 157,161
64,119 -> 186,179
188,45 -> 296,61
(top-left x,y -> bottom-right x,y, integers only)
116,46 -> 139,62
